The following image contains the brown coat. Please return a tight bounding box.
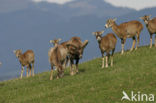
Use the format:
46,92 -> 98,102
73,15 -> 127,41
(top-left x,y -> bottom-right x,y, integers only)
49,39 -> 69,66
140,15 -> 156,48
61,41 -> 69,49
49,42 -> 68,80
106,19 -> 143,39
99,33 -> 116,53
66,37 -> 88,75
67,37 -> 88,59
105,18 -> 143,54
14,49 -> 35,78
49,45 -> 68,67
14,50 -> 34,66
140,15 -> 156,34
93,31 -> 117,68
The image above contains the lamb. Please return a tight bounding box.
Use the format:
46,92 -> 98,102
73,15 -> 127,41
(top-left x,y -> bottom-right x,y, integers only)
93,30 -> 117,68
13,49 -> 35,79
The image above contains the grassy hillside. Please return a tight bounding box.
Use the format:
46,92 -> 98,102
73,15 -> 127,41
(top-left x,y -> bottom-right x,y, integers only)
0,46 -> 156,103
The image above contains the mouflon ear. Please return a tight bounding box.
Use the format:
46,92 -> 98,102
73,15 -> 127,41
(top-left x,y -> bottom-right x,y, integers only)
13,49 -> 22,54
92,32 -> 97,36
57,38 -> 62,42
13,50 -> 16,54
113,18 -> 117,21
139,16 -> 144,20
100,30 -> 104,34
148,15 -> 152,18
18,49 -> 22,53
49,40 -> 54,43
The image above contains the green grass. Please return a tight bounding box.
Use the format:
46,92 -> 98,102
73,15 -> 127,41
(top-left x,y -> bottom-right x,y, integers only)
0,46 -> 156,103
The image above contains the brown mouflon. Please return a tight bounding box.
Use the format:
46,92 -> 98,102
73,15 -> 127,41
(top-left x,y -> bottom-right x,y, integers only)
66,37 -> 88,75
105,18 -> 143,54
13,49 -> 35,79
140,15 -> 156,48
48,39 -> 68,80
49,39 -> 70,69
93,30 -> 117,68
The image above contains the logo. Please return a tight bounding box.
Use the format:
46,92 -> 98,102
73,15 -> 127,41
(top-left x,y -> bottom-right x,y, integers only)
121,91 -> 154,102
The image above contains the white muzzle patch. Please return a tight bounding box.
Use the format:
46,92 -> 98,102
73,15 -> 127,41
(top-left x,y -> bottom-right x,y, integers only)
97,37 -> 101,41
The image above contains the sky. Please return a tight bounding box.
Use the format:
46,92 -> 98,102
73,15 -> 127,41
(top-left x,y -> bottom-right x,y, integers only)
104,0 -> 156,11
0,0 -> 156,13
33,0 -> 73,4
33,0 -> 156,10
32,0 -> 156,11
0,0 -> 32,13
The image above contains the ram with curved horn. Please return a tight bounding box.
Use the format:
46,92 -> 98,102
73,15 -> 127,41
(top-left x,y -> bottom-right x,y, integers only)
66,37 -> 88,75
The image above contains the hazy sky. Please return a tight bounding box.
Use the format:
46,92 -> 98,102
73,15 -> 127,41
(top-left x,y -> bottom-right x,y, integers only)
104,0 -> 156,10
33,0 -> 156,10
33,0 -> 73,4
0,0 -> 156,13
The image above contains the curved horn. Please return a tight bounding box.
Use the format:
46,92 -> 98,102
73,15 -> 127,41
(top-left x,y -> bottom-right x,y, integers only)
13,50 -> 17,54
82,40 -> 89,48
66,42 -> 77,49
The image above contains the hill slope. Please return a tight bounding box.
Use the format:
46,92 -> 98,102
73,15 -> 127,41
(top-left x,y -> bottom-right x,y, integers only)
0,46 -> 156,103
